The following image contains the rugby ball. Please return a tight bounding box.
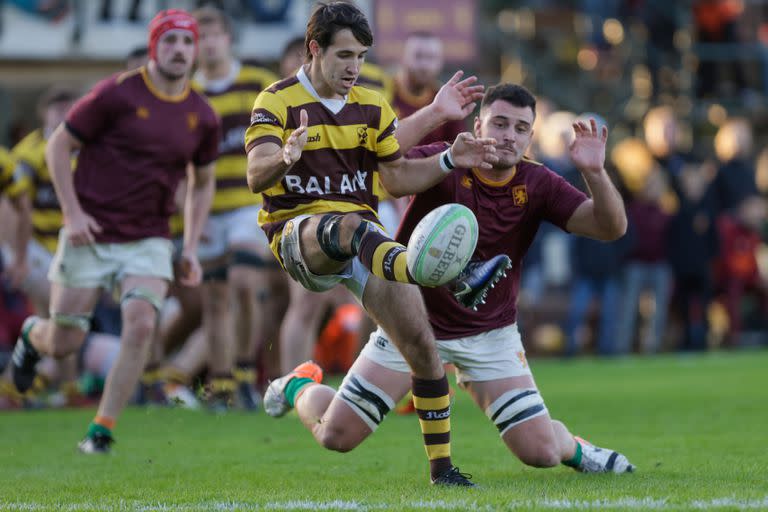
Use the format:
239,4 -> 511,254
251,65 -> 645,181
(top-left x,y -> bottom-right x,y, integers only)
407,203 -> 478,287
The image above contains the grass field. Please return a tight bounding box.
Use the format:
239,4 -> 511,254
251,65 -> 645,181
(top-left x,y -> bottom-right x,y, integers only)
0,350 -> 766,511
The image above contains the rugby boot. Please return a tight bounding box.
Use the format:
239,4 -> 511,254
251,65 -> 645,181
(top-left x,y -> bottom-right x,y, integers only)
451,255 -> 512,310
573,436 -> 635,473
11,316 -> 41,393
263,361 -> 323,418
431,466 -> 477,487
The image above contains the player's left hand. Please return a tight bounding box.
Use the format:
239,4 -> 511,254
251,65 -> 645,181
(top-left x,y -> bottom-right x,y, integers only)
432,71 -> 485,121
450,132 -> 498,169
178,250 -> 202,287
570,118 -> 608,175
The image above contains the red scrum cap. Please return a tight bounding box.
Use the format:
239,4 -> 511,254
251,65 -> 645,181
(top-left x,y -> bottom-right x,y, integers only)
148,9 -> 199,61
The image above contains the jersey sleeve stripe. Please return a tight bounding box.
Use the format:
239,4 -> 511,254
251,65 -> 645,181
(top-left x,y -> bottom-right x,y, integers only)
245,135 -> 282,153
377,118 -> 397,143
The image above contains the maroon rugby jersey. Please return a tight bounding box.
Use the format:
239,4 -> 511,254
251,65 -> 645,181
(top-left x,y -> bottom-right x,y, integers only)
65,67 -> 220,243
397,143 -> 588,339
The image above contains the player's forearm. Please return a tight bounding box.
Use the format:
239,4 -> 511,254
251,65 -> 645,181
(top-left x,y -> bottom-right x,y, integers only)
183,175 -> 214,254
394,106 -> 444,153
246,149 -> 291,193
45,131 -> 83,219
10,194 -> 32,262
582,169 -> 627,239
380,154 -> 446,197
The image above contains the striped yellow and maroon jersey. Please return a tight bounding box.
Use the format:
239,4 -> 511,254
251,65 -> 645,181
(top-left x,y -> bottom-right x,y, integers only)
10,129 -> 64,253
245,67 -> 401,263
0,146 -> 16,196
193,62 -> 278,214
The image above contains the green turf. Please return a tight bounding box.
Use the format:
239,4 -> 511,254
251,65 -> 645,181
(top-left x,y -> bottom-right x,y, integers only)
0,350 -> 766,511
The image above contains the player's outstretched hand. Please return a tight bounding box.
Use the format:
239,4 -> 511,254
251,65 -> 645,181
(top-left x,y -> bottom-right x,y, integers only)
283,108 -> 309,166
66,209 -> 103,246
433,71 -> 485,121
178,250 -> 202,287
570,118 -> 608,175
450,132 -> 498,170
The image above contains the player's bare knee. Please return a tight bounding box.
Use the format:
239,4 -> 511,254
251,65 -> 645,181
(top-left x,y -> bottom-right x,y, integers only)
316,424 -> 360,453
517,443 -> 561,468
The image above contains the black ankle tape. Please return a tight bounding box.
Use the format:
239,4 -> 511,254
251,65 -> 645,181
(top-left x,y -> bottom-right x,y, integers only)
316,214 -> 351,261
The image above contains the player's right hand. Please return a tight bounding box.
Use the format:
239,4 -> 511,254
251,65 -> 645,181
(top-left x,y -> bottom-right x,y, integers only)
66,209 -> 103,246
283,108 -> 309,166
451,132 -> 499,170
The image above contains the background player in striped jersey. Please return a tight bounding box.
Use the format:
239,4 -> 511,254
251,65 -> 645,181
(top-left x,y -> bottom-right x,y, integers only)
292,83 -> 635,475
246,2 -> 503,486
191,5 -> 281,411
9,9 -> 220,452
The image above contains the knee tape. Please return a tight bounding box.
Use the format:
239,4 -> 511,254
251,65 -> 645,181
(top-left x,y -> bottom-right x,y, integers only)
486,388 -> 548,436
121,287 -> 163,313
316,214 -> 350,262
51,312 -> 92,332
338,373 -> 395,431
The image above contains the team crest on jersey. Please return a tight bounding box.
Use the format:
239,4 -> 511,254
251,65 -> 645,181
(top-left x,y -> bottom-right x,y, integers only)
284,221 -> 294,237
512,185 -> 528,206
516,351 -> 528,368
136,106 -> 150,119
187,113 -> 199,131
357,127 -> 368,145
461,175 -> 473,189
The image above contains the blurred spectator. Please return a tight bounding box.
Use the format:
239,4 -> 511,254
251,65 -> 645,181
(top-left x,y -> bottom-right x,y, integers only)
713,117 -> 758,211
644,106 -> 686,179
391,32 -> 465,145
563,224 -> 627,356
278,36 -> 304,80
667,159 -> 721,351
693,0 -> 747,98
715,195 -> 768,346
616,168 -> 674,354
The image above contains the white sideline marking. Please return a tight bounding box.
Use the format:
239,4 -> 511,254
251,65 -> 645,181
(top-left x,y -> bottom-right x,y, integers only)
1,497 -> 768,511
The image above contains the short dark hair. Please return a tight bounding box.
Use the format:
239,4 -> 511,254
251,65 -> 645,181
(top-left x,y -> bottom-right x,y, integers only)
193,4 -> 234,36
481,83 -> 537,117
126,45 -> 149,61
37,85 -> 79,119
282,35 -> 306,60
305,2 -> 373,60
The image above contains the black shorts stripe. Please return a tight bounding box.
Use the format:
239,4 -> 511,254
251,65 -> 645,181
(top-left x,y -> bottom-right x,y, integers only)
606,451 -> 619,471
496,403 -> 546,433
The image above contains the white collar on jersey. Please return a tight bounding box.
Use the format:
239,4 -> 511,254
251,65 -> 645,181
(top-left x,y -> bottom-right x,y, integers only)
297,65 -> 347,115
193,60 -> 241,94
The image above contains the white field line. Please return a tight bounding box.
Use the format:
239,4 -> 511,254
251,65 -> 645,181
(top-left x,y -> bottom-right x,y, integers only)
1,497 -> 767,511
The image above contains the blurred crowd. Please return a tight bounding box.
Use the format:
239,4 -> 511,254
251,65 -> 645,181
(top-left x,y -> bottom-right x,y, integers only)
0,0 -> 766,412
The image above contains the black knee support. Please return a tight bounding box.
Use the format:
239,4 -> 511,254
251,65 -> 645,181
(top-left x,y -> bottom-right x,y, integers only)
316,214 -> 351,261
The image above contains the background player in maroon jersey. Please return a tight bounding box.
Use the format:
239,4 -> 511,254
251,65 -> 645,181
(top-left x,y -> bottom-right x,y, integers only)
279,83 -> 635,475
9,9 -> 220,453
